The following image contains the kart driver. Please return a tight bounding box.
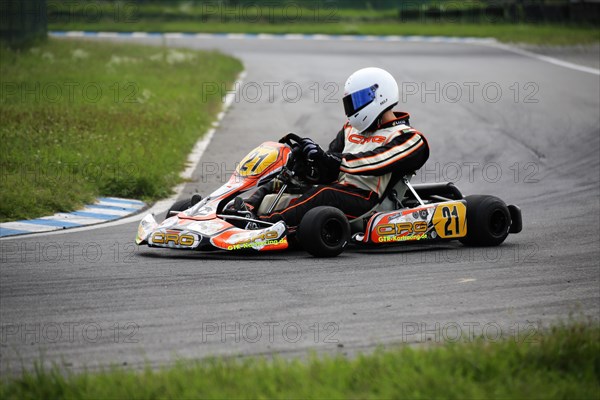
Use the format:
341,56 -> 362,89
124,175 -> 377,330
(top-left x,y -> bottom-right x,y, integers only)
243,67 -> 430,227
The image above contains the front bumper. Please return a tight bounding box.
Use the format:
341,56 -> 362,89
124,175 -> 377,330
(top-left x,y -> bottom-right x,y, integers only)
135,214 -> 289,252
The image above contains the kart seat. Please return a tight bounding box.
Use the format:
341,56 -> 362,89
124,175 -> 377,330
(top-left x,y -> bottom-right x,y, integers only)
348,171 -> 414,232
377,171 -> 414,211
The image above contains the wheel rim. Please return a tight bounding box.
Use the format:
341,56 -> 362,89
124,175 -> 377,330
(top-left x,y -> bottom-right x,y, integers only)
489,208 -> 508,236
321,218 -> 343,247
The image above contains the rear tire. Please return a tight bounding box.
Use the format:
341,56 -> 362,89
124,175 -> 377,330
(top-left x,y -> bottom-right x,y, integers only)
459,195 -> 511,246
298,206 -> 350,257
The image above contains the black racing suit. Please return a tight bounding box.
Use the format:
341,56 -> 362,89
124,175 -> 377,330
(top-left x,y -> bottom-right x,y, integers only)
254,111 -> 429,227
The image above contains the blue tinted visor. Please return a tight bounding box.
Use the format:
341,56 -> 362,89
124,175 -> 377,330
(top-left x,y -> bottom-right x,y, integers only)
343,84 -> 378,117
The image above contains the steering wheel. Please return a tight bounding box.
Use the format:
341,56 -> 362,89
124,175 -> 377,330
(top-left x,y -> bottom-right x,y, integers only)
278,133 -> 321,183
279,132 -> 303,148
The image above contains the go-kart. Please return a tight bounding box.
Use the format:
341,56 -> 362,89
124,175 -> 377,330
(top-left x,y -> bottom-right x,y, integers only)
135,134 -> 522,257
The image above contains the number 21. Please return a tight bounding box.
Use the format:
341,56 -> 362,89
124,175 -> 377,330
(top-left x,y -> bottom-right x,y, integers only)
442,206 -> 459,236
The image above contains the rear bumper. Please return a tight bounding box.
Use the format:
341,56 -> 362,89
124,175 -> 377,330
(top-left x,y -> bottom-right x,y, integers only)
508,205 -> 522,234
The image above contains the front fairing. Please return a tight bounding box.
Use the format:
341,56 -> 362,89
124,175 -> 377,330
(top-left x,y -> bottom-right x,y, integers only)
137,213 -> 288,252
135,141 -> 292,252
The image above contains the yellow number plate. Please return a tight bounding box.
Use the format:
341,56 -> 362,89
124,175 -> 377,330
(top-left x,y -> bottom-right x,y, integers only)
432,201 -> 467,239
236,145 -> 279,177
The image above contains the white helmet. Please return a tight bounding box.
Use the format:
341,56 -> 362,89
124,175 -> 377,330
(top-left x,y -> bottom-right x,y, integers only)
342,67 -> 399,133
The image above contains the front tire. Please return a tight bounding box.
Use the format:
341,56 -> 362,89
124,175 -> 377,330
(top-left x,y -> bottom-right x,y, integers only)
297,206 -> 350,257
166,198 -> 192,220
459,195 -> 511,246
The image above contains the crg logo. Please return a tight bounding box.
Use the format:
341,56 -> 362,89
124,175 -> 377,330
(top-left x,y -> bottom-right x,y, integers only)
376,221 -> 428,236
348,134 -> 386,145
152,232 -> 196,246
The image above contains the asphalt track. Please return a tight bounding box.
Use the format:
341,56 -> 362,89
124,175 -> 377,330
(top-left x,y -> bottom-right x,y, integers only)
1,37 -> 599,374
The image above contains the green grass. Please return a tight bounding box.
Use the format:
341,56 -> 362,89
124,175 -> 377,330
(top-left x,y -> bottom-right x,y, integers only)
50,21 -> 600,45
0,39 -> 242,222
1,323 -> 598,399
44,2 -> 600,45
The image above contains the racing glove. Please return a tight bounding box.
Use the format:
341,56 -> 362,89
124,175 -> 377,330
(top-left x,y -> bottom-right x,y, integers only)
300,137 -> 322,161
300,137 -> 341,183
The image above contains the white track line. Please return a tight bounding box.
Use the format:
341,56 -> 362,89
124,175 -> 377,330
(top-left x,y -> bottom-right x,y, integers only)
490,43 -> 600,76
0,71 -> 246,241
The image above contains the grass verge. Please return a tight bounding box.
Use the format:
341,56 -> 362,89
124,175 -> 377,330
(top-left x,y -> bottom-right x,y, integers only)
0,39 -> 242,222
50,21 -> 600,45
49,22 -> 600,46
1,323 -> 598,399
